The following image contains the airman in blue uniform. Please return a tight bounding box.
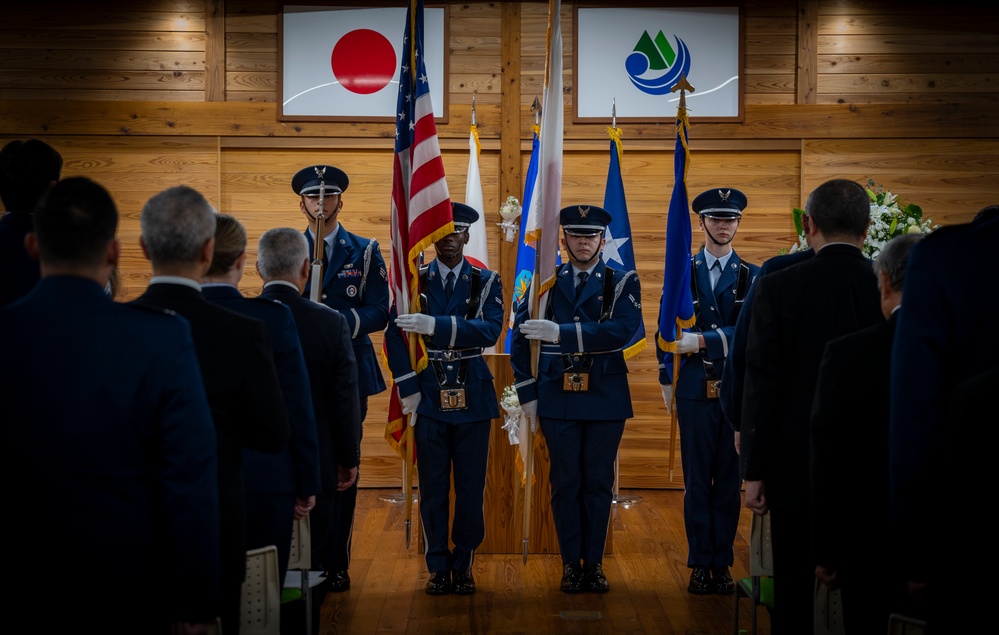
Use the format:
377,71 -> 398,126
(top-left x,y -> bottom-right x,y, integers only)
293,164 -> 389,592
657,187 -> 759,595
385,202 -> 503,596
511,204 -> 642,594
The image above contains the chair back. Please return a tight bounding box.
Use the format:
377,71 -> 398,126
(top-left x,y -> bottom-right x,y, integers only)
287,516 -> 312,572
748,512 -> 774,577
241,545 -> 281,635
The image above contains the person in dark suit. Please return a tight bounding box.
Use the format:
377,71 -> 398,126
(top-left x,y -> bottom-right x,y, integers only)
511,204 -> 643,594
131,184 -> 290,635
718,245 -> 813,446
739,179 -> 883,634
202,213 -> 322,585
293,164 -> 388,591
811,233 -> 922,633
0,138 -> 62,306
0,176 -> 219,634
385,203 -> 503,595
889,207 -> 999,633
657,187 -> 760,595
256,226 -> 362,597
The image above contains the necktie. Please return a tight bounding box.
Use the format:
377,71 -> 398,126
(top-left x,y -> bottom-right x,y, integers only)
710,260 -> 721,290
576,271 -> 589,299
445,271 -> 455,301
321,243 -> 330,277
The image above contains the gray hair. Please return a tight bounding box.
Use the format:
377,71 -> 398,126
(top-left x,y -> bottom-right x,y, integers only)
257,227 -> 309,280
873,232 -> 923,293
140,185 -> 216,266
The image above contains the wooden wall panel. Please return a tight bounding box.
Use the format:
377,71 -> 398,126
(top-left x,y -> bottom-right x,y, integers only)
1,0 -> 997,491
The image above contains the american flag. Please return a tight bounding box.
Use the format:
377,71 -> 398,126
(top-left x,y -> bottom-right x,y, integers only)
384,0 -> 453,458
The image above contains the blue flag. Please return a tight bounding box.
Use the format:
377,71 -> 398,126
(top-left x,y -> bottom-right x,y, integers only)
601,129 -> 646,359
657,105 -> 696,352
505,128 -> 541,352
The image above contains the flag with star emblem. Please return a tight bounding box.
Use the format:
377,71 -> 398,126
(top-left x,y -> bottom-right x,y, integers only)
601,127 -> 645,359
385,0 -> 453,459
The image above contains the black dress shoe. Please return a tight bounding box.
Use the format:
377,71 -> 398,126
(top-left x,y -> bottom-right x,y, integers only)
425,570 -> 451,595
687,566 -> 713,595
560,562 -> 584,593
711,566 -> 735,594
582,562 -> 609,593
451,568 -> 476,595
326,569 -> 350,593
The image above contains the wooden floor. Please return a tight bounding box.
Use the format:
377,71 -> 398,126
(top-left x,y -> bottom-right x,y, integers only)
316,488 -> 771,635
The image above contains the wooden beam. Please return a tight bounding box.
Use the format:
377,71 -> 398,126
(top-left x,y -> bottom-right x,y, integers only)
796,0 -> 818,105
497,1 -> 522,353
205,0 -> 225,102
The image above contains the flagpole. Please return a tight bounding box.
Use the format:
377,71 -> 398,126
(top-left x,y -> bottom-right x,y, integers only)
666,75 -> 695,483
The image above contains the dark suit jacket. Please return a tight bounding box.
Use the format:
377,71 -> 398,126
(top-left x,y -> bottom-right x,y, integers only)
719,248 -> 813,430
0,210 -> 40,306
740,243 -> 882,509
131,282 -> 289,583
890,213 -> 999,585
1,276 -> 220,627
202,284 -> 321,498
259,281 -> 362,491
811,312 -> 902,630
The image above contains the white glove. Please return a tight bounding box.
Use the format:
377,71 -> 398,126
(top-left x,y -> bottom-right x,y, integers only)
521,319 -> 560,342
661,384 -> 674,413
400,392 -> 421,416
675,331 -> 701,354
521,400 -> 539,433
396,313 -> 435,336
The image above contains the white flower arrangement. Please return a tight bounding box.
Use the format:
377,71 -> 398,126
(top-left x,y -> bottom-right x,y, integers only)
497,195 -> 522,242
783,180 -> 936,259
499,384 -> 522,445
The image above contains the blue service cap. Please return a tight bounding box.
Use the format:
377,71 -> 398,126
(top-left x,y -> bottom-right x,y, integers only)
292,165 -> 349,197
450,202 -> 480,233
691,188 -> 747,219
559,204 -> 611,236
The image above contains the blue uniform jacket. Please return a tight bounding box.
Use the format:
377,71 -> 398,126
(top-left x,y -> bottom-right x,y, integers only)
657,249 -> 760,398
385,258 -> 503,424
511,260 -> 642,421
304,225 -> 389,399
1,277 -> 221,622
203,284 -> 322,498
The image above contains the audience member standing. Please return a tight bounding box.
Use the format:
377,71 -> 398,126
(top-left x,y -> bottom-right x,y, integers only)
657,187 -> 759,595
1,177 -> 220,634
257,226 -> 363,598
889,205 -> 999,633
293,164 -> 389,591
811,233 -> 922,632
385,203 -> 503,595
739,179 -> 883,634
132,184 -> 290,635
203,213 -> 322,584
0,138 -> 62,306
